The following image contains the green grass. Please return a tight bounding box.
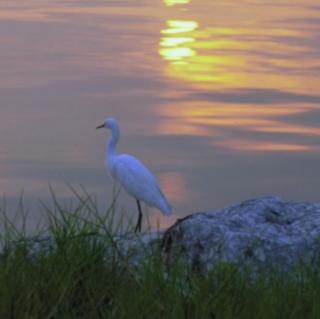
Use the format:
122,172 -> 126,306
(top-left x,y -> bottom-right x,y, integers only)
0,189 -> 320,318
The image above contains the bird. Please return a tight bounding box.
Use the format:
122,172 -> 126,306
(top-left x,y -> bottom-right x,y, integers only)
96,117 -> 172,233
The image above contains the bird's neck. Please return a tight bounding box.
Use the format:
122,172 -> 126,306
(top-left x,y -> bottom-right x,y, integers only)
106,126 -> 120,168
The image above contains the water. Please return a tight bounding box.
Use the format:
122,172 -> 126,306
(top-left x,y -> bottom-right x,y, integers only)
0,0 -> 319,228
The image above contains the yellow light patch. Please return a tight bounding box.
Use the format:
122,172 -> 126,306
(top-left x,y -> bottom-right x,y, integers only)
164,0 -> 191,7
161,20 -> 199,34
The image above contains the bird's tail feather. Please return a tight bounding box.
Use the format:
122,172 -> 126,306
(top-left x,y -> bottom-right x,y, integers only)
156,186 -> 172,215
160,198 -> 172,216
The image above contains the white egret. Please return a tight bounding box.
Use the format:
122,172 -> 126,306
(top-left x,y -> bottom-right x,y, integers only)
96,118 -> 172,232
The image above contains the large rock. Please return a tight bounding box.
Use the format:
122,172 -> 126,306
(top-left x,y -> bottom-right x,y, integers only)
161,196 -> 320,272
27,196 -> 320,274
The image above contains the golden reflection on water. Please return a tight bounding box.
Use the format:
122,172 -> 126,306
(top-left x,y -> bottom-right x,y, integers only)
214,140 -> 313,152
159,22 -> 317,91
157,101 -> 320,151
160,20 -> 197,62
164,0 -> 191,6
159,0 -> 320,152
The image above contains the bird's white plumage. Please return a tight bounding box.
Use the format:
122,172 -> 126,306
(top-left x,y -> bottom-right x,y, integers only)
110,154 -> 171,215
98,117 -> 172,216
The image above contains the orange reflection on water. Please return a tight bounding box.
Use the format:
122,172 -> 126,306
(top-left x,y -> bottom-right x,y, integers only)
159,0 -> 320,93
157,101 -> 319,151
252,125 -> 320,136
159,22 -> 319,92
209,27 -> 305,38
158,172 -> 189,204
158,102 -> 313,125
214,139 -> 315,152
159,0 -> 320,152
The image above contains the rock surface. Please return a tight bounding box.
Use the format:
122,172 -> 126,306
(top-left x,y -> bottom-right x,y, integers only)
27,196 -> 320,273
161,196 -> 320,272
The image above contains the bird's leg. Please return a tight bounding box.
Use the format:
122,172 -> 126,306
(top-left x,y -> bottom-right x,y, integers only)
135,199 -> 143,233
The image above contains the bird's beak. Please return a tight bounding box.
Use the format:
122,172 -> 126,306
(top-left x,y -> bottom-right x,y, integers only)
96,123 -> 105,129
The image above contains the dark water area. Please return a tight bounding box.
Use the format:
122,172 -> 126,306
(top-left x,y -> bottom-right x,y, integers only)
0,0 -> 320,228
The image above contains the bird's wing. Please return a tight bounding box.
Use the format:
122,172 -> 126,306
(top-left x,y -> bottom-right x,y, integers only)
112,155 -> 158,195
112,154 -> 170,212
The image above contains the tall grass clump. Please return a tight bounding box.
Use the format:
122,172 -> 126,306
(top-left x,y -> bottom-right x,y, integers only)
0,188 -> 320,318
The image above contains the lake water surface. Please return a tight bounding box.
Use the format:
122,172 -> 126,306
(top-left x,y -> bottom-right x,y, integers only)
0,0 -> 320,228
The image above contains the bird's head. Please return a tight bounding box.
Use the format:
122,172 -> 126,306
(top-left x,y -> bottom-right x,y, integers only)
96,117 -> 118,130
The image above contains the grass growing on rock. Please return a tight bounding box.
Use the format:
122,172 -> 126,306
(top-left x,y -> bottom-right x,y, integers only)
0,189 -> 320,318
